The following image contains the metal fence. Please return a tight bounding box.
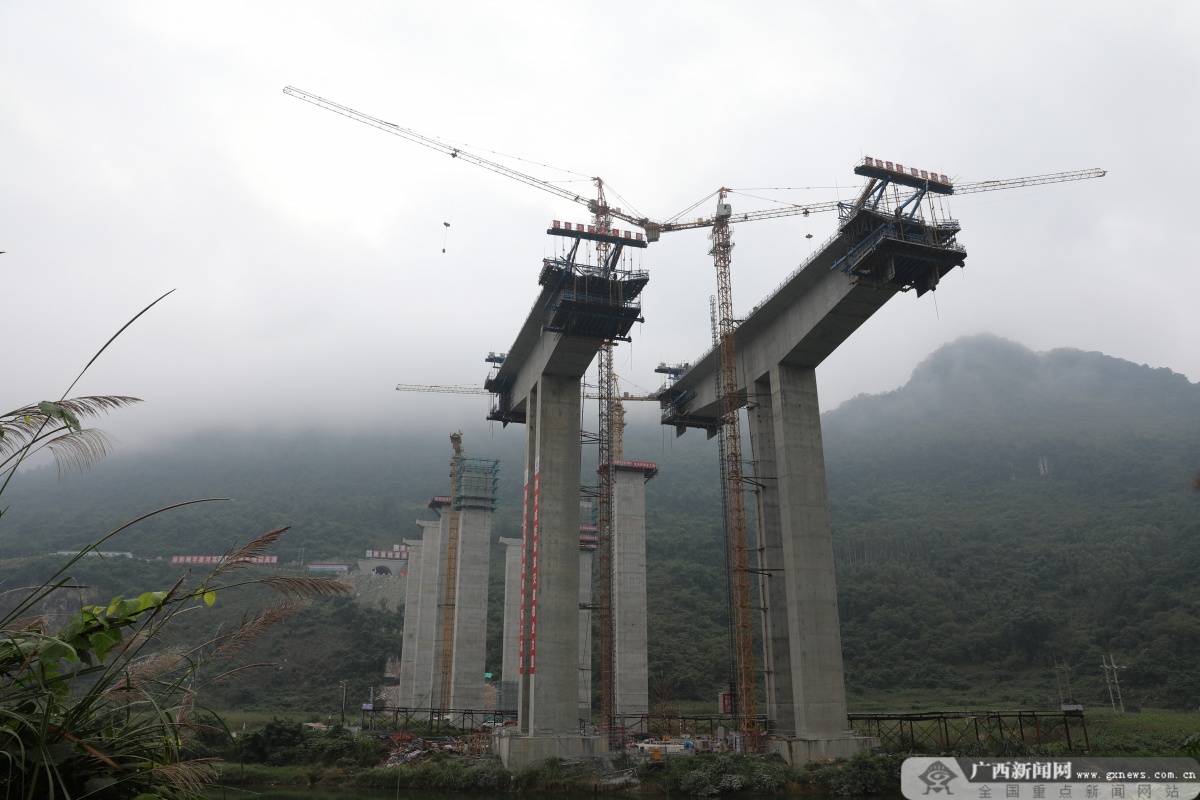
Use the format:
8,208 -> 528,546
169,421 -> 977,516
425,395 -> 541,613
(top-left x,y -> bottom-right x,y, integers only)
848,710 -> 1090,754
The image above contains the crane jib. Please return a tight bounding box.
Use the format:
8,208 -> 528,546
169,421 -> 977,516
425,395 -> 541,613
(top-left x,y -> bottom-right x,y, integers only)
547,225 -> 648,249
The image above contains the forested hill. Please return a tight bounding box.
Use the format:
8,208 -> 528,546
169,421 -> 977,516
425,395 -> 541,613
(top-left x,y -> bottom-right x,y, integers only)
821,334 -> 1200,709
3,333 -> 1199,712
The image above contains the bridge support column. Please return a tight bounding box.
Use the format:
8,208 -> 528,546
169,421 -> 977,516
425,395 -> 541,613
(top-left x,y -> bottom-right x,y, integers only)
499,537 -> 522,714
613,464 -> 651,729
449,504 -> 493,711
502,373 -> 607,768
750,363 -> 875,763
396,538 -> 423,709
578,547 -> 593,726
748,383 -> 792,735
411,517 -> 445,712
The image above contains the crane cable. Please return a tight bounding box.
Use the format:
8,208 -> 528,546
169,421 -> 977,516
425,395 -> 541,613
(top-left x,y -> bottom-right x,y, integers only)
442,151 -> 458,253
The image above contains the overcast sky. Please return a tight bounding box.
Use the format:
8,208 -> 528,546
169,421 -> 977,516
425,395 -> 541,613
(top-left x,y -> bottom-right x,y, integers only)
3,3 -> 1197,454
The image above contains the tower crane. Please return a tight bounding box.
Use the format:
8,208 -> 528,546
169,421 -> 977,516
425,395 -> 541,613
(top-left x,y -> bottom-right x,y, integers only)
289,83 -> 1105,746
287,86 -> 640,740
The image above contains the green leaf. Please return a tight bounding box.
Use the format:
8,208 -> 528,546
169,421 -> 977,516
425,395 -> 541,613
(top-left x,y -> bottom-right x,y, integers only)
203,590 -> 217,607
138,590 -> 168,609
36,401 -> 82,432
88,628 -> 124,660
112,597 -> 144,620
38,639 -> 78,664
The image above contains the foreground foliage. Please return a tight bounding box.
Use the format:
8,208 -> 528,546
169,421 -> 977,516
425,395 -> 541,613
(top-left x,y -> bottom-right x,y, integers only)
0,295 -> 348,798
235,717 -> 387,768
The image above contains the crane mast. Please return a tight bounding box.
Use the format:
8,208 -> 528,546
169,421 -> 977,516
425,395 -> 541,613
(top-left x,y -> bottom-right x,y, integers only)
591,178 -> 620,745
710,189 -> 758,743
710,294 -> 738,733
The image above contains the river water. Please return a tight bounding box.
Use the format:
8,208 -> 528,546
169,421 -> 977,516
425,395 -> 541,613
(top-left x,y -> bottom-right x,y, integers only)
206,790 -> 904,800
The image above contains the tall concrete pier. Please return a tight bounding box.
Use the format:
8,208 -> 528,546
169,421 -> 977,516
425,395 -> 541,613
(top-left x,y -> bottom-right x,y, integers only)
445,458 -> 500,710
396,537 -> 423,708
515,376 -> 586,737
484,236 -> 647,767
578,526 -> 597,725
500,536 -> 523,712
612,460 -> 656,727
749,366 -> 852,762
411,513 -> 447,710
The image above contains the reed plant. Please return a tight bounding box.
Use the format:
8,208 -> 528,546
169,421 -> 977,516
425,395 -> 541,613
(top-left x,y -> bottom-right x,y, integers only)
0,293 -> 349,798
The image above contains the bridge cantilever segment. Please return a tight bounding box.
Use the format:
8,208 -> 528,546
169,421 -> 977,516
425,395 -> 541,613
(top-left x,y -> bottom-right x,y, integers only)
657,201 -> 966,432
485,255 -> 648,425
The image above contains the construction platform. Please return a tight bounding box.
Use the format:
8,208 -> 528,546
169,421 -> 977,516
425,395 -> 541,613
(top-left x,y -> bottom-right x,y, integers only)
485,254 -> 647,425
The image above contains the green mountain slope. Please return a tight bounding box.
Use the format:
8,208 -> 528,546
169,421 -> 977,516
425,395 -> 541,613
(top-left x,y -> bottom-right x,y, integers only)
3,334 -> 1198,712
823,334 -> 1200,709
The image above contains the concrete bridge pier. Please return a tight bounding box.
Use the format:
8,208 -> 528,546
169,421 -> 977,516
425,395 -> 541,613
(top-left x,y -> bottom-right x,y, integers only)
497,374 -> 607,768
500,536 -> 522,714
578,545 -> 593,726
749,363 -> 869,763
613,461 -> 655,728
396,538 -> 424,708
411,516 -> 446,712
448,501 -> 494,711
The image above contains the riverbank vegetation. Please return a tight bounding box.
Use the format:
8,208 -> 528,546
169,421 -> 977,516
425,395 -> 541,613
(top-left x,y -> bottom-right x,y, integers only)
204,708 -> 1200,795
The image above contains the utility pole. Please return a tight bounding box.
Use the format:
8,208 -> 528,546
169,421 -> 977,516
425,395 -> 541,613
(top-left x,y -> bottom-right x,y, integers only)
340,680 -> 347,727
1053,655 -> 1075,704
1101,655 -> 1126,713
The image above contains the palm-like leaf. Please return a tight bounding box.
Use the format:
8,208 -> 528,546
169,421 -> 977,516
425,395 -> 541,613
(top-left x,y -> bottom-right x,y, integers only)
0,396 -> 142,481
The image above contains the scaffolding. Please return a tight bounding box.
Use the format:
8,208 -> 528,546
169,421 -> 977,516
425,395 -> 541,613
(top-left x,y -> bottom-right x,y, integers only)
454,457 -> 500,511
831,162 -> 967,296
538,257 -> 648,343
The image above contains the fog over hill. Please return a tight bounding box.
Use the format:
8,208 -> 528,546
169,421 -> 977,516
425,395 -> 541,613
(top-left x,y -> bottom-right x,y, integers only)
4,334 -> 1199,709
